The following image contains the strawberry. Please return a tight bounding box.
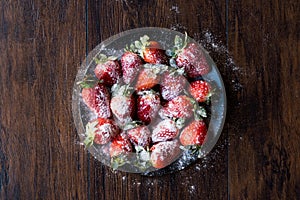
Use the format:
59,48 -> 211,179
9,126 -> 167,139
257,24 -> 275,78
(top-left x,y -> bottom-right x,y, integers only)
150,139 -> 182,169
109,132 -> 133,158
80,80 -> 112,119
110,84 -> 135,126
126,125 -> 151,148
175,43 -> 210,78
127,35 -> 168,64
120,51 -> 143,84
135,67 -> 160,91
159,95 -> 193,120
179,120 -> 207,146
160,71 -> 187,101
152,119 -> 179,143
94,54 -> 122,87
142,41 -> 168,64
137,90 -> 161,125
84,118 -> 120,147
189,80 -> 211,102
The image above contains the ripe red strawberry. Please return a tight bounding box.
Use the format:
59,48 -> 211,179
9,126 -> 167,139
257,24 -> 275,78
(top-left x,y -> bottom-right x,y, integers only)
135,68 -> 160,91
110,85 -> 135,126
159,95 -> 193,120
152,119 -> 179,143
175,43 -> 210,78
120,51 -> 143,84
143,41 -> 168,64
109,132 -> 133,157
160,71 -> 187,101
189,80 -> 211,102
137,90 -> 161,124
179,120 -> 207,146
150,139 -> 182,169
94,54 -> 122,87
127,125 -> 151,148
81,82 -> 112,118
128,35 -> 168,65
84,118 -> 120,147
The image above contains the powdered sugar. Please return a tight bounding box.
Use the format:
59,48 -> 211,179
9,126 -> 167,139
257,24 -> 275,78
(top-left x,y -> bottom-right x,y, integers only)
74,27 -> 229,174
95,84 -> 112,118
137,91 -> 161,124
170,5 -> 180,14
98,123 -> 113,136
121,52 -> 143,84
160,72 -> 187,101
198,30 -> 243,92
94,60 -> 121,86
111,97 -> 129,115
127,126 -> 151,147
152,119 -> 179,143
150,140 -> 181,164
111,96 -> 134,125
159,95 -> 193,119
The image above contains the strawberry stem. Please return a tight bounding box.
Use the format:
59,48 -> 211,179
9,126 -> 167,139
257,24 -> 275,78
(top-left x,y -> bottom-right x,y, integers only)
175,118 -> 186,129
195,106 -> 207,118
188,97 -> 207,120
111,154 -> 128,170
123,121 -> 143,131
167,32 -> 189,58
143,63 -> 168,75
111,83 -> 133,97
94,54 -> 108,64
83,121 -> 98,147
133,146 -> 152,171
94,54 -> 117,64
77,75 -> 99,88
125,35 -> 150,58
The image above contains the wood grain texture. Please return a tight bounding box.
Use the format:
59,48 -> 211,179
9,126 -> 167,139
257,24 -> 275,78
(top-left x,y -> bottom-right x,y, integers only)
228,0 -> 300,199
0,0 -> 88,199
0,0 -> 299,199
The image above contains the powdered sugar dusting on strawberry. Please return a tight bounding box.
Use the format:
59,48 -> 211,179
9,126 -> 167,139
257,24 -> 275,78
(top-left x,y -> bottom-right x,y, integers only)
94,130 -> 110,144
137,91 -> 161,124
94,61 -> 121,86
150,140 -> 181,168
136,127 -> 151,146
119,132 -> 133,152
110,95 -> 135,125
98,123 -> 113,136
81,83 -> 111,119
81,87 -> 96,110
111,97 -> 129,115
140,93 -> 159,114
160,72 -> 188,101
121,52 -> 143,84
95,84 -> 112,118
94,120 -> 119,144
152,119 -> 179,143
159,95 -> 193,119
127,126 -> 151,147
151,141 -> 174,161
176,43 -> 211,77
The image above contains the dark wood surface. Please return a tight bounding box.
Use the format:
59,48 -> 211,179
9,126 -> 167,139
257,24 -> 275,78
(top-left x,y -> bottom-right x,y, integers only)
0,0 -> 299,199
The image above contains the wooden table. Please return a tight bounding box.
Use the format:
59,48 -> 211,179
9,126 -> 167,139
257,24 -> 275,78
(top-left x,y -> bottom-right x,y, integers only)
1,0 -> 299,199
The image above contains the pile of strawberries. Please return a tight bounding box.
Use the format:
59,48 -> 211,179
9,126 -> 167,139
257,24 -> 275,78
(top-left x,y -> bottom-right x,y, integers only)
79,33 -> 212,171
